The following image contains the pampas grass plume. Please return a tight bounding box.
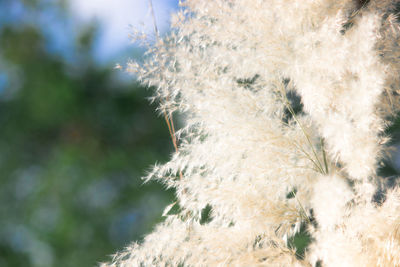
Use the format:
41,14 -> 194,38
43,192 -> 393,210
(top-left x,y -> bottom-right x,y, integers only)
102,1 -> 400,266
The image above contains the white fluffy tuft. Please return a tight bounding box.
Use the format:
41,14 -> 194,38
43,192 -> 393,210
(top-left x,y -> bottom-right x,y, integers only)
102,1 -> 400,266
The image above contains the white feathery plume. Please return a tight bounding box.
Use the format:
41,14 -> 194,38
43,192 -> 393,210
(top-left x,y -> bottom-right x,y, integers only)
102,0 -> 400,266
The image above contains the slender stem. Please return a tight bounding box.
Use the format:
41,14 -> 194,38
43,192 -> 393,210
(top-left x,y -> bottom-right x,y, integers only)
285,97 -> 324,172
290,185 -> 311,225
162,112 -> 179,152
280,84 -> 327,175
148,0 -> 182,179
321,138 -> 329,174
293,141 -> 325,174
148,0 -> 160,40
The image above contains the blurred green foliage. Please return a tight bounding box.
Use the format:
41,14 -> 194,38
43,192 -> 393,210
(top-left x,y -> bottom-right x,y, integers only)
0,2 -> 174,266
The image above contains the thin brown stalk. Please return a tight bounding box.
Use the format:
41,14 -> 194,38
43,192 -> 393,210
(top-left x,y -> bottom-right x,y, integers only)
148,0 -> 182,179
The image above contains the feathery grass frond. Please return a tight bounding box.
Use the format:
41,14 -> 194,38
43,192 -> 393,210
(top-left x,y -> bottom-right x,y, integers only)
103,1 -> 400,266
